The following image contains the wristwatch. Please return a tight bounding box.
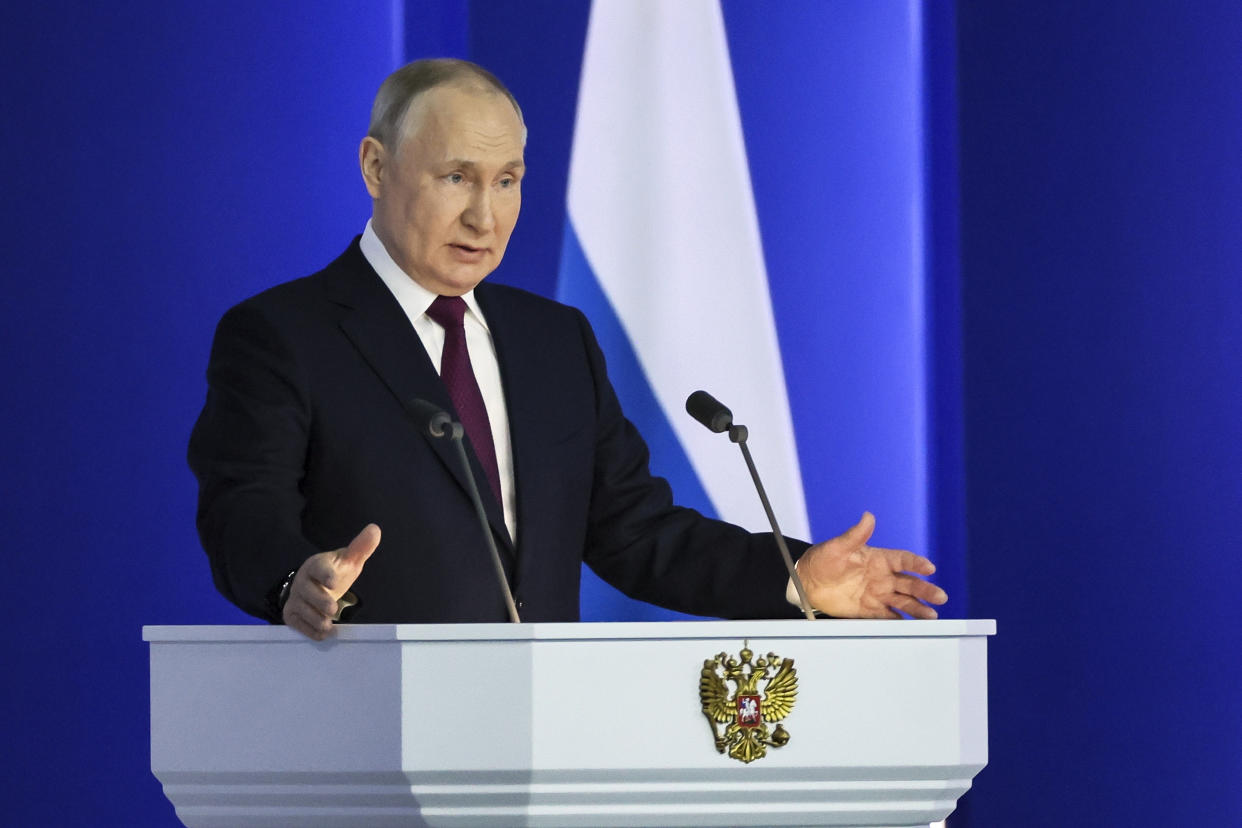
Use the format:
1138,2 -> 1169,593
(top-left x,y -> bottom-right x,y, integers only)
268,568 -> 298,617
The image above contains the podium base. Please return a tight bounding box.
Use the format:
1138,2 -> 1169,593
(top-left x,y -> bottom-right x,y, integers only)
146,620 -> 993,828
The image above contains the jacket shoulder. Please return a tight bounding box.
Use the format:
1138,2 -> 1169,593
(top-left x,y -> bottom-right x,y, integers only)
223,239 -> 369,322
476,281 -> 590,328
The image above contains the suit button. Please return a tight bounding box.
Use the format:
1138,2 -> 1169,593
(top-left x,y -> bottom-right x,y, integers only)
516,600 -> 524,610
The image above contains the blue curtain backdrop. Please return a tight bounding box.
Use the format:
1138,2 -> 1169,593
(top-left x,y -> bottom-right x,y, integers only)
2,1 -> 1239,826
957,3 -> 1242,824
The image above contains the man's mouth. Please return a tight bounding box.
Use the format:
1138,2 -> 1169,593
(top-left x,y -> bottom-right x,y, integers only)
449,243 -> 489,264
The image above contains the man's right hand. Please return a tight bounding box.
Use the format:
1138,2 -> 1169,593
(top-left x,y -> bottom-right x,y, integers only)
282,524 -> 381,640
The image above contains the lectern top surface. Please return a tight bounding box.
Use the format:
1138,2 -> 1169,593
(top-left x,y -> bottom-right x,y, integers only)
143,618 -> 995,643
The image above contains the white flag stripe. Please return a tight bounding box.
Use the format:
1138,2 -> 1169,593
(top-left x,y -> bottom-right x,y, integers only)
567,0 -> 809,538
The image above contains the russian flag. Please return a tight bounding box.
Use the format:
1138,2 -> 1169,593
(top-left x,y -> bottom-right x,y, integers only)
557,0 -> 809,620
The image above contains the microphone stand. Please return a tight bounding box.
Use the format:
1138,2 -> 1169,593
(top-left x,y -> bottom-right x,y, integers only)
410,398 -> 521,623
444,422 -> 522,623
727,423 -> 817,621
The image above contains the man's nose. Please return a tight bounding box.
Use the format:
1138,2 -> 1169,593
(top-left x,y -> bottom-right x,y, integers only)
461,188 -> 495,233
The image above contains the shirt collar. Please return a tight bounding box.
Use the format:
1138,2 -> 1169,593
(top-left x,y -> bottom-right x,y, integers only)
360,219 -> 489,329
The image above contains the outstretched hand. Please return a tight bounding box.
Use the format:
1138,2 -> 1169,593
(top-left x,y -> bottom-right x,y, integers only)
799,512 -> 947,619
282,524 -> 381,640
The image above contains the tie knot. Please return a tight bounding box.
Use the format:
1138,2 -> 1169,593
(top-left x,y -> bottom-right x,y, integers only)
426,295 -> 467,330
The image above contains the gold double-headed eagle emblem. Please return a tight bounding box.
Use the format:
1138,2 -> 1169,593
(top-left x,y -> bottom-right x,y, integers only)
699,644 -> 798,763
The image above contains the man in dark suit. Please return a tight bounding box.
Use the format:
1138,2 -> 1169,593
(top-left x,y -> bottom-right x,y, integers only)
189,59 -> 946,640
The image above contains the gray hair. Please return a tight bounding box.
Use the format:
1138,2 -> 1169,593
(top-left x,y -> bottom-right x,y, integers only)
367,58 -> 525,150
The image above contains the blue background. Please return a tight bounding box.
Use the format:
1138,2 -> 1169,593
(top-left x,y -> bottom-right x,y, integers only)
2,1 -> 1239,825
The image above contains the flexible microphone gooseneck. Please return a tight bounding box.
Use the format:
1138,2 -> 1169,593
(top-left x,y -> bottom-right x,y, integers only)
685,390 -> 816,620
407,398 -> 521,623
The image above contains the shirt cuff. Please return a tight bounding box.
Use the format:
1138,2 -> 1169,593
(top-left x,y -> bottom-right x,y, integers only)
785,558 -> 826,616
785,557 -> 804,607
785,575 -> 800,607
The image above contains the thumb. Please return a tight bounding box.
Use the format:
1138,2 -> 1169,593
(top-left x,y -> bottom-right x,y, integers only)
335,523 -> 381,568
840,511 -> 876,546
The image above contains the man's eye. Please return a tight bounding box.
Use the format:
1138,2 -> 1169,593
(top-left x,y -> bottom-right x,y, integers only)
447,173 -> 464,184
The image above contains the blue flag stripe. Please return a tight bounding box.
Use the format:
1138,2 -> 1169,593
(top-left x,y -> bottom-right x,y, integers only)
556,220 -> 716,621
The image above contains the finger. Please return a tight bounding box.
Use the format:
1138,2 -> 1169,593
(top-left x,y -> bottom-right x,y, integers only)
286,611 -> 320,641
889,594 -> 940,620
901,551 -> 936,576
301,553 -> 343,592
872,546 -> 936,576
837,511 -> 876,547
295,556 -> 350,605
335,523 -> 381,568
893,573 -> 948,605
282,611 -> 311,639
292,580 -> 339,619
284,602 -> 333,640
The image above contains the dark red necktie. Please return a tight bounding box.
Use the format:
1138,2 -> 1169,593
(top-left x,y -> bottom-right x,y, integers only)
425,295 -> 502,505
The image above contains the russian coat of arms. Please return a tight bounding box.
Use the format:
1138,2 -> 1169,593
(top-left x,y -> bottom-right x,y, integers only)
699,644 -> 798,763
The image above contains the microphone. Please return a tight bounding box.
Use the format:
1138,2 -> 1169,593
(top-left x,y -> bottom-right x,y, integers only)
685,390 -> 733,433
684,390 -> 816,620
407,398 -> 521,623
408,397 -> 458,439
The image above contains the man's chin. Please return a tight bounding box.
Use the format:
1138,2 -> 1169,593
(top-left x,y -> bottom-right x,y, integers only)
427,263 -> 495,296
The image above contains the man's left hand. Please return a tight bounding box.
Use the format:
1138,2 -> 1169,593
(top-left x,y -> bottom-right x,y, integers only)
798,512 -> 948,619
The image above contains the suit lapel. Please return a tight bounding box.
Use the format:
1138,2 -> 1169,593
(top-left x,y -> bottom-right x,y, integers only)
321,244 -> 514,553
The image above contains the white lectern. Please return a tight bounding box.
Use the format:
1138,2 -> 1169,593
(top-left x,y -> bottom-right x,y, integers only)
145,620 -> 993,827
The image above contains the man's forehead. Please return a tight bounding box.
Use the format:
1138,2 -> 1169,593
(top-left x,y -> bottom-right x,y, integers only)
402,85 -> 524,140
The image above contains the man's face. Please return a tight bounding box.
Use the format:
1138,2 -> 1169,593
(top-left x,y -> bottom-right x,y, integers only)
362,85 -> 525,296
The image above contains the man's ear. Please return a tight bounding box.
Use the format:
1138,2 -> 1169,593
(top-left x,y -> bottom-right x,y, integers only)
359,136 -> 386,198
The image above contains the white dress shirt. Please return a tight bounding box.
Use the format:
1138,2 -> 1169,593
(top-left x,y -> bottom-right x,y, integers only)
360,220 -> 518,544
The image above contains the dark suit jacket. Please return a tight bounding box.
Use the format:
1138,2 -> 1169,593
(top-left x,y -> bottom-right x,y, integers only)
189,240 -> 806,623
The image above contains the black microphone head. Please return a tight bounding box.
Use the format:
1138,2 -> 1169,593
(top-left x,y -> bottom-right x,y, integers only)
408,398 -> 453,438
686,390 -> 733,433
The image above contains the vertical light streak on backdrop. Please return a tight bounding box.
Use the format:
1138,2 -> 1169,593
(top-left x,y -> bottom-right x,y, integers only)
720,0 -> 934,595
557,0 -> 809,620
